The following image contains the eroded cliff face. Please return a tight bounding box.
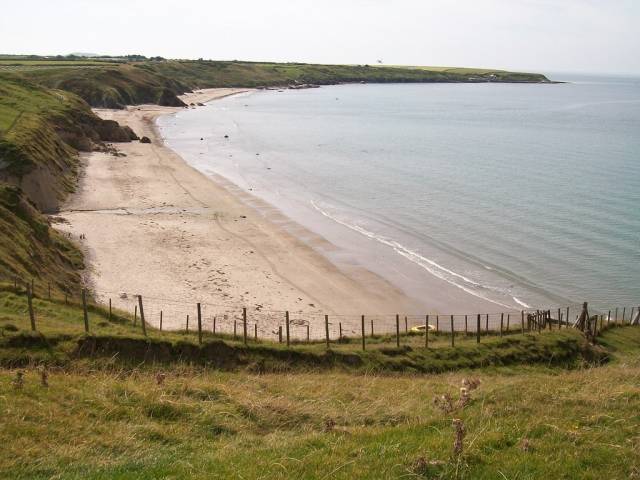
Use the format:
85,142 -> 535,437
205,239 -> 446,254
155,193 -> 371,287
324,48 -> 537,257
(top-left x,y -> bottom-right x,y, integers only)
0,75 -> 137,286
0,76 -> 138,211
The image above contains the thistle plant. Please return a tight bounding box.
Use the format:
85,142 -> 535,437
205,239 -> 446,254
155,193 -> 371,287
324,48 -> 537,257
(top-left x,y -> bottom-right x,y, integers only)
12,371 -> 24,390
452,418 -> 465,455
39,367 -> 49,387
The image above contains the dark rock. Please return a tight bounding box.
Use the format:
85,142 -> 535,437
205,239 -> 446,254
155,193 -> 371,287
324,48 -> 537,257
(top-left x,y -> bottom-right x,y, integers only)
140,136 -> 151,144
94,120 -> 139,142
123,126 -> 139,140
158,88 -> 187,107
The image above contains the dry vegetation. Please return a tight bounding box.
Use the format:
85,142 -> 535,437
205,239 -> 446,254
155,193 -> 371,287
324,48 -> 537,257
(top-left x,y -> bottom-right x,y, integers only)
1,286 -> 639,479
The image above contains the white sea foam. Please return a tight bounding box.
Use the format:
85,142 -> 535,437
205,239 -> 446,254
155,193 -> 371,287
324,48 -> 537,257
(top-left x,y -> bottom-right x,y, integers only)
311,200 -> 517,310
512,297 -> 532,309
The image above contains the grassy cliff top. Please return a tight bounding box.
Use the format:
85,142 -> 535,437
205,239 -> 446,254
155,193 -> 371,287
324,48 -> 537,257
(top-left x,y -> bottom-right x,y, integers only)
0,284 -> 638,479
1,56 -> 550,109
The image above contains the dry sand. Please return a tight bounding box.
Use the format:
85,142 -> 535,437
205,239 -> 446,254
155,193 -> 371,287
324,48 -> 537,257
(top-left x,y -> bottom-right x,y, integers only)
55,89 -> 431,339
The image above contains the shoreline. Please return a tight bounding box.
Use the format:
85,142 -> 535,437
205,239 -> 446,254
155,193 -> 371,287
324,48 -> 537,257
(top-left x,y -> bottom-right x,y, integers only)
56,88 -> 436,338
159,87 -> 518,315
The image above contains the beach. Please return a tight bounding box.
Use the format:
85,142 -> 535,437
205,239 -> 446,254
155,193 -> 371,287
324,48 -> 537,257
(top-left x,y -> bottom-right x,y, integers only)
56,88 -> 447,338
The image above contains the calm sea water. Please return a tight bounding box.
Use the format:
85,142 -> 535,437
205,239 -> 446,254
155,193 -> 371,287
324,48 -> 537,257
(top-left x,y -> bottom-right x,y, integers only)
158,75 -> 640,312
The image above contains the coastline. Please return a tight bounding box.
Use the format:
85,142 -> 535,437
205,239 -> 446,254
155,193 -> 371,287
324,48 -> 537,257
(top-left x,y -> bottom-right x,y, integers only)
56,88 -> 441,338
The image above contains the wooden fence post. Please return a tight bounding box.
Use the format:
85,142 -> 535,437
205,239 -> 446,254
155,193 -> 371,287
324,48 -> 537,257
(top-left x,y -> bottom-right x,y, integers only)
325,314 -> 330,349
339,322 -> 343,340
395,314 -> 400,348
278,326 -> 283,343
242,307 -> 247,345
507,314 -> 510,332
436,315 -> 439,332
370,319 -> 374,336
137,295 -> 147,336
607,310 -> 611,327
134,305 -> 138,326
404,316 -> 408,333
109,298 -> 112,321
186,314 -> 189,332
538,310 -> 542,333
197,303 -> 202,345
557,308 -> 561,329
615,307 -> 618,323
255,324 -> 258,342
575,302 -> 589,331
425,314 -> 429,348
27,284 -> 36,331
464,315 -> 468,335
622,307 -> 626,324
82,289 -> 89,333
361,315 -> 366,351
285,311 -> 290,347
485,314 -> 489,333
500,313 -> 504,337
450,315 -> 454,347
306,324 -> 310,343
476,314 -> 481,343
213,316 -> 216,334
566,306 -> 570,327
521,310 -> 525,334
160,310 -> 163,331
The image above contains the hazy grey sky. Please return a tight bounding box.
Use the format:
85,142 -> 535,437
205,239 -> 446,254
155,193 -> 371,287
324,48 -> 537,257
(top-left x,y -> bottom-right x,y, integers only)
3,0 -> 639,74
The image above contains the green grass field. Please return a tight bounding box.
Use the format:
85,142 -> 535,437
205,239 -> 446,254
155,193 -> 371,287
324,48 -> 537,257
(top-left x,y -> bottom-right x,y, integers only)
0,287 -> 638,479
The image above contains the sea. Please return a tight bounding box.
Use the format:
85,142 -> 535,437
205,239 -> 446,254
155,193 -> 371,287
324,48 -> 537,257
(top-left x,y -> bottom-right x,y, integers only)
157,74 -> 640,313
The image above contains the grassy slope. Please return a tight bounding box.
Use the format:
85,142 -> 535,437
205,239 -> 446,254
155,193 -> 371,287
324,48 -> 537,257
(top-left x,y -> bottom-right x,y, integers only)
0,290 -> 638,479
0,75 -> 137,291
0,188 -> 83,296
0,288 -> 600,372
8,59 -> 550,109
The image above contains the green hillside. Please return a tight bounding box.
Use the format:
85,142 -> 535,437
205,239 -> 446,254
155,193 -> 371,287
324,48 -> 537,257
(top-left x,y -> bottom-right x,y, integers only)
0,74 -> 137,291
0,287 -> 637,479
2,57 -> 551,109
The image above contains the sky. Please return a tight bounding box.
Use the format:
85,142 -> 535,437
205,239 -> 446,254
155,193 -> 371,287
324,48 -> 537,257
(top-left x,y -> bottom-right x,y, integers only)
2,0 -> 639,75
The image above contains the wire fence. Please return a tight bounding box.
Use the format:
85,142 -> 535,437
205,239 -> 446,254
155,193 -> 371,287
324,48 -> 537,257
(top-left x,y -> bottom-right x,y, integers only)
2,274 -> 639,347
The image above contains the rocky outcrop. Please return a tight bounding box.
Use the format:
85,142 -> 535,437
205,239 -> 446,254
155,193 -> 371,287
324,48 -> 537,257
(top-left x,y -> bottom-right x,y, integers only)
158,88 -> 187,107
94,120 -> 139,143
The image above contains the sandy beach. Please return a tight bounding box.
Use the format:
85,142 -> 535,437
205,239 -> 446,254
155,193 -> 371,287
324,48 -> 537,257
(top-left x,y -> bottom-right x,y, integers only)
56,88 -> 441,339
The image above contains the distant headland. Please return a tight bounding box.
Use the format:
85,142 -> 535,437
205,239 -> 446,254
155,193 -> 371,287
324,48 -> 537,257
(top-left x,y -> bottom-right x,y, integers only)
0,54 -> 551,110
